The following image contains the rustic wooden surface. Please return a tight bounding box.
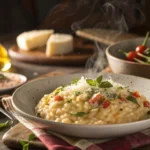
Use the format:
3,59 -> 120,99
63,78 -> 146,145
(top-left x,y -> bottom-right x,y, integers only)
8,37 -> 94,66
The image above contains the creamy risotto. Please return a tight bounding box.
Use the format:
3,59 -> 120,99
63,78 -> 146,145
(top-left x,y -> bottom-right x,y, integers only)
35,75 -> 150,125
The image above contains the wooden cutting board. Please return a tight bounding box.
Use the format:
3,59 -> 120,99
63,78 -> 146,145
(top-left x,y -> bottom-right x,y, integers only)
8,38 -> 94,66
76,28 -> 138,45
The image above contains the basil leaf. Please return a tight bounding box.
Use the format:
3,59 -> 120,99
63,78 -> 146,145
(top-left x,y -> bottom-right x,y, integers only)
54,86 -> 64,95
117,86 -> 123,90
0,121 -> 10,129
74,91 -> 81,96
96,75 -> 103,84
117,95 -> 121,99
109,93 -> 117,99
71,78 -> 79,84
0,74 -> 8,81
20,140 -> 28,146
71,112 -> 88,117
28,133 -> 36,141
127,96 -> 138,105
99,98 -> 105,105
99,81 -> 113,88
86,79 -> 97,86
67,99 -> 72,103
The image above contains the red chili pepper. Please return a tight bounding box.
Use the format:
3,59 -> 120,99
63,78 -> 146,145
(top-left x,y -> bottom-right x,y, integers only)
120,97 -> 126,102
102,100 -> 110,108
54,95 -> 63,101
135,32 -> 149,54
133,91 -> 140,98
143,101 -> 150,108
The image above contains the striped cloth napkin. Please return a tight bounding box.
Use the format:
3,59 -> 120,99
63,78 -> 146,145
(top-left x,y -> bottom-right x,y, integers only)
2,97 -> 150,150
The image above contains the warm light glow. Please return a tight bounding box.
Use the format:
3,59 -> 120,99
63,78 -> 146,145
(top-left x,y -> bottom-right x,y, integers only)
1,62 -> 11,71
0,44 -> 11,71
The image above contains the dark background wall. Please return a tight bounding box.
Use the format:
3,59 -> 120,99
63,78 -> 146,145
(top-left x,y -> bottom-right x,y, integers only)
0,0 -> 149,36
0,0 -> 59,35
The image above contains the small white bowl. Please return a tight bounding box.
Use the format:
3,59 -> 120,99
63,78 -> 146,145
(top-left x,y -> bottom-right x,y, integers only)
0,72 -> 27,92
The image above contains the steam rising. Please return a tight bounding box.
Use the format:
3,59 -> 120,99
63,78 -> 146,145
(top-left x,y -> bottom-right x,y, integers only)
71,0 -> 145,72
46,0 -> 145,72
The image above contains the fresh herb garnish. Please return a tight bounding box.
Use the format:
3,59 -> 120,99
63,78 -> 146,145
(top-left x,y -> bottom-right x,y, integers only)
86,79 -> 97,86
127,95 -> 139,105
20,133 -> 36,150
109,93 -> 117,99
117,95 -> 121,99
74,91 -> 81,96
0,121 -> 10,129
0,74 -> 9,81
99,98 -> 105,105
117,86 -> 123,90
99,81 -> 113,88
67,99 -> 72,103
96,75 -> 103,84
71,112 -> 88,117
54,86 -> 64,95
86,75 -> 113,89
86,89 -> 95,99
71,78 -> 79,84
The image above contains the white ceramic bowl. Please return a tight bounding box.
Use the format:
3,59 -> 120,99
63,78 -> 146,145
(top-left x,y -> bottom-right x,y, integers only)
12,73 -> 150,138
106,38 -> 150,78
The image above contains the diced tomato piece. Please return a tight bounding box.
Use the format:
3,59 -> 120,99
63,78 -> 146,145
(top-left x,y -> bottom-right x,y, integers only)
133,91 -> 140,98
88,93 -> 105,108
120,97 -> 127,102
54,95 -> 63,101
143,101 -> 150,108
89,93 -> 101,104
102,100 -> 110,108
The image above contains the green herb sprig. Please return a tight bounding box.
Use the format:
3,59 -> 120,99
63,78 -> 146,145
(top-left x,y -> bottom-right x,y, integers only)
127,95 -> 139,105
71,78 -> 79,84
71,112 -> 88,117
20,133 -> 36,150
86,75 -> 113,88
0,121 -> 10,129
67,99 -> 72,103
74,91 -> 81,96
54,86 -> 64,95
0,74 -> 9,81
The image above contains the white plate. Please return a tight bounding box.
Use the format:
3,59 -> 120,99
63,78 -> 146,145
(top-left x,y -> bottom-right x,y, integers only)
12,73 -> 150,138
0,72 -> 27,92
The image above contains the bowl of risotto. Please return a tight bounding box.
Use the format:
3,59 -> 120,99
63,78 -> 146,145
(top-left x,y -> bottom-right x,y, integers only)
12,73 -> 150,138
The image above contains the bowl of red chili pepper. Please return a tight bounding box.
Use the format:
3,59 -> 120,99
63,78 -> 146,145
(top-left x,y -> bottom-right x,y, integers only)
106,32 -> 150,78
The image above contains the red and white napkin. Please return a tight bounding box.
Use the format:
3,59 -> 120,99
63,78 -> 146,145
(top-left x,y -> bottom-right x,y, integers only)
3,97 -> 150,150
